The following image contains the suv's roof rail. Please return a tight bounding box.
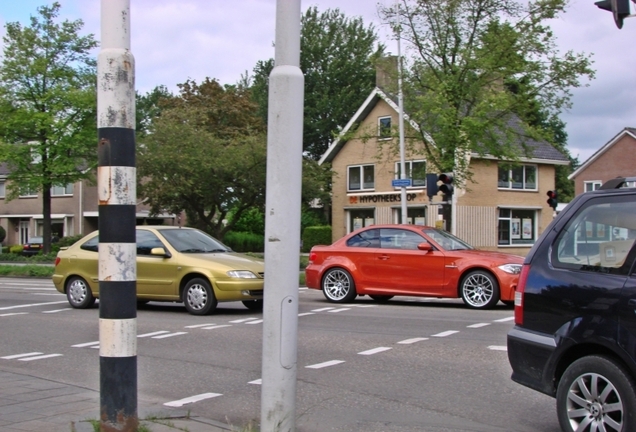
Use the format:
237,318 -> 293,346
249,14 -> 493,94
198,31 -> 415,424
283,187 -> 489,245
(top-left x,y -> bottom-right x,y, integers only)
599,177 -> 636,190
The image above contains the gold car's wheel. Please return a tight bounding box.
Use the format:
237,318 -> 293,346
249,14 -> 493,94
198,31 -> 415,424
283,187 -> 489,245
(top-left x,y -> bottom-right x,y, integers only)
322,268 -> 357,303
183,278 -> 217,315
66,276 -> 96,309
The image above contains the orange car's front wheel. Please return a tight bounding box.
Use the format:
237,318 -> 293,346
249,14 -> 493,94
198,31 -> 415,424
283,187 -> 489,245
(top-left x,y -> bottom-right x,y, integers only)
322,268 -> 357,303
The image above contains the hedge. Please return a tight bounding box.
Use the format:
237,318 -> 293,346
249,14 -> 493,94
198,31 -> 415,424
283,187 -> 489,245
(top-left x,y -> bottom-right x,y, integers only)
223,231 -> 265,253
301,226 -> 332,253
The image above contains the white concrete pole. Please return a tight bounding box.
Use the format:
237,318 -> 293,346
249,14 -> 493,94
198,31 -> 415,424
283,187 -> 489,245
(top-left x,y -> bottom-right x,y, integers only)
260,0 -> 304,431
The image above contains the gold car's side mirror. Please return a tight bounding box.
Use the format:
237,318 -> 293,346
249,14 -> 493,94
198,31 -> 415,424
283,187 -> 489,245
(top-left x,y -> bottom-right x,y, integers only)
150,247 -> 171,258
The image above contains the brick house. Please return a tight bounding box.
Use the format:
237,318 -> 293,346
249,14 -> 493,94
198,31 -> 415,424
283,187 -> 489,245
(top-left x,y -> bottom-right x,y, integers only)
568,127 -> 636,195
319,87 -> 570,256
0,165 -> 177,246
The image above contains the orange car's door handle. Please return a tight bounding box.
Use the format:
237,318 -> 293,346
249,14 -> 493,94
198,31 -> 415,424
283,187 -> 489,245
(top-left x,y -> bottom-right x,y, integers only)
378,255 -> 390,260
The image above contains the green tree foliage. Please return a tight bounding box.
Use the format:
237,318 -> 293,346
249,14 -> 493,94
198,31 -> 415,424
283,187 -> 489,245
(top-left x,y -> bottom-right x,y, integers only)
379,0 -> 594,184
252,7 -> 384,160
136,85 -> 173,139
137,78 -> 267,240
0,2 -> 97,253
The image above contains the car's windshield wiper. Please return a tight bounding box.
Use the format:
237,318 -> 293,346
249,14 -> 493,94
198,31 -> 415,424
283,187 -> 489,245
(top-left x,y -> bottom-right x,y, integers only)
179,248 -> 207,253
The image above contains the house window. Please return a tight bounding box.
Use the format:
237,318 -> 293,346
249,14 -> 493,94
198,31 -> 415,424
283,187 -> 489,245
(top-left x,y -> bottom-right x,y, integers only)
349,208 -> 375,233
498,208 -> 537,246
0,181 -> 5,198
378,116 -> 392,139
394,206 -> 427,225
584,181 -> 601,192
498,164 -> 537,190
19,186 -> 37,198
395,160 -> 427,188
51,183 -> 74,196
348,165 -> 374,191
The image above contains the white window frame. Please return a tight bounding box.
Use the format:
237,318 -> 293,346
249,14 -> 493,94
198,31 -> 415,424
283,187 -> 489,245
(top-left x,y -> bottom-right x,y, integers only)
584,181 -> 602,192
19,186 -> 38,198
378,116 -> 392,140
498,207 -> 538,246
51,183 -> 74,196
347,164 -> 375,192
498,164 -> 538,191
0,180 -> 5,198
394,160 -> 427,189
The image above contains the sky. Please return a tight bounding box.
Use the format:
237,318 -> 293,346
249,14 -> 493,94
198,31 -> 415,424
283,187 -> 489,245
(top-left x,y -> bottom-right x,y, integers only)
1,1 -> 635,164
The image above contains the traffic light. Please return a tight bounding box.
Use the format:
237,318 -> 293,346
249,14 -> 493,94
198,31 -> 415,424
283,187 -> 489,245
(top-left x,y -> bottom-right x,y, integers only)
595,0 -> 631,29
546,190 -> 558,210
438,173 -> 454,201
426,173 -> 439,199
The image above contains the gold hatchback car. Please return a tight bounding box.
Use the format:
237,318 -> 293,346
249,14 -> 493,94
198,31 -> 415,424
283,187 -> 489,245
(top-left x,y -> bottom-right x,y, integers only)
52,226 -> 264,315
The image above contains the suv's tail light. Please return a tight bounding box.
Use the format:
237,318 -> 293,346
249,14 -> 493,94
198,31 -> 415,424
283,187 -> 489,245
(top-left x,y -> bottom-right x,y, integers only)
514,264 -> 530,325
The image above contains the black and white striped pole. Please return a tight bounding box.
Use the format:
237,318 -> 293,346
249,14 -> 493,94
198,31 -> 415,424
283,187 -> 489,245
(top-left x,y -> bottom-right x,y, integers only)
97,0 -> 138,430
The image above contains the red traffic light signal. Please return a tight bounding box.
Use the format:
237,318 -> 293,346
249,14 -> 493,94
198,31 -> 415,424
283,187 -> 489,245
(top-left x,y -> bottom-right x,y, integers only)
546,190 -> 558,210
438,173 -> 454,199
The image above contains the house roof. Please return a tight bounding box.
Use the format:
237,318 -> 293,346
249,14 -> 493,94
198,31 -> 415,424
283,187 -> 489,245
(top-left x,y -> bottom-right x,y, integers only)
318,86 -> 570,166
568,127 -> 636,180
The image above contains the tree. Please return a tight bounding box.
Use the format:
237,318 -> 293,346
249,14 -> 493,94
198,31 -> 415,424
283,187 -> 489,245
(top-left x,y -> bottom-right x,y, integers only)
252,7 -> 384,161
378,0 -> 594,185
136,85 -> 173,139
137,78 -> 267,240
0,2 -> 97,253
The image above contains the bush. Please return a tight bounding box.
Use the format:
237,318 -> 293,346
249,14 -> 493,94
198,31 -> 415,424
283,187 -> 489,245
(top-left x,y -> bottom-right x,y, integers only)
223,231 -> 265,253
0,226 -> 6,244
301,226 -> 332,253
9,245 -> 24,254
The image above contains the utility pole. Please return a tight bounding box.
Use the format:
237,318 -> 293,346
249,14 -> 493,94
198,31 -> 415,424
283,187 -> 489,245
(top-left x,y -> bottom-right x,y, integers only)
397,26 -> 408,223
260,0 -> 304,431
97,0 -> 138,430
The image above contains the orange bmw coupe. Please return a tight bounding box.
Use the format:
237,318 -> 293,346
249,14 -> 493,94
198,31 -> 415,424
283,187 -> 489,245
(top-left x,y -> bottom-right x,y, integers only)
305,224 -> 524,309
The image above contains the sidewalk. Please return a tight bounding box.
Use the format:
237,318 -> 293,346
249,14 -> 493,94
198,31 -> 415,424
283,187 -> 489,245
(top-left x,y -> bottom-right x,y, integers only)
0,370 -> 235,432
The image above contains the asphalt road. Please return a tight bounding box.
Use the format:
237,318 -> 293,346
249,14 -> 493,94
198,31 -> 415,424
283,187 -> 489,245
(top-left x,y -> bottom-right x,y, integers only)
0,278 -> 561,432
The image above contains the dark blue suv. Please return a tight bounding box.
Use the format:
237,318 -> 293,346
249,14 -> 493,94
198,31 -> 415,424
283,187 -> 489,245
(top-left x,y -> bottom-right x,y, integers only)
508,177 -> 636,432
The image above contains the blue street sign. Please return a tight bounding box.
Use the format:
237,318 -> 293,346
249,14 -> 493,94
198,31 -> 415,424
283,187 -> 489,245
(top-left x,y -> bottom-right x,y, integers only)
392,179 -> 412,187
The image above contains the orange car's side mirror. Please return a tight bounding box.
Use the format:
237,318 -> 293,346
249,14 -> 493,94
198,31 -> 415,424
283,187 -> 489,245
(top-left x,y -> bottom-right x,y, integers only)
417,242 -> 432,252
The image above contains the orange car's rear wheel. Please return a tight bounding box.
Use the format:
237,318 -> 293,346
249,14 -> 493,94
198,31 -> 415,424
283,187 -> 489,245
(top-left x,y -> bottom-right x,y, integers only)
322,268 -> 357,303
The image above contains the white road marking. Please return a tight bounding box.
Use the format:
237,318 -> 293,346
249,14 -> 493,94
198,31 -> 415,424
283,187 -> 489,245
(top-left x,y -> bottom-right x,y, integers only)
306,360 -> 345,369
42,309 -> 71,313
164,393 -> 222,407
328,308 -> 350,313
467,323 -> 490,328
298,312 -> 315,317
248,379 -> 262,385
432,330 -> 459,338
229,318 -> 258,323
0,312 -> 28,317
201,325 -> 232,330
138,331 -> 170,338
245,319 -> 263,324
73,341 -> 100,348
20,288 -> 57,291
19,353 -> 63,361
31,293 -> 64,296
494,316 -> 514,322
488,346 -> 508,351
398,337 -> 429,344
0,301 -> 67,311
152,332 -> 187,339
349,304 -> 376,308
311,307 -> 334,312
184,323 -> 216,328
2,352 -> 43,359
358,347 -> 392,355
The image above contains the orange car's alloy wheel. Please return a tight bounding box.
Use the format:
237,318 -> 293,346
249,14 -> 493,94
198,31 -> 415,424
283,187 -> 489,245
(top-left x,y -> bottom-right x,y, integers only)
322,268 -> 357,303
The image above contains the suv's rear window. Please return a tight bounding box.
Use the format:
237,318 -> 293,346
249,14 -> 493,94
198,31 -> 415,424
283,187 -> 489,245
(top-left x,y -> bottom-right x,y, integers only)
551,195 -> 636,275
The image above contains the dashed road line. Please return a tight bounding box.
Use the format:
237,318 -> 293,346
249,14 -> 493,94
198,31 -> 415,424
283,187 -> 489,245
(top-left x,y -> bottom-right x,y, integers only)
229,318 -> 259,323
467,323 -> 490,328
358,347 -> 392,355
245,320 -> 263,325
0,312 -> 28,317
494,316 -> 515,322
152,332 -> 188,339
19,353 -> 63,361
184,323 -> 217,328
2,352 -> 43,359
138,331 -> 171,338
42,309 -> 71,314
72,341 -> 99,348
0,301 -> 67,311
431,330 -> 459,338
488,346 -> 507,351
328,308 -> 350,313
298,312 -> 315,317
202,325 -> 233,330
249,379 -> 262,385
306,360 -> 345,369
311,307 -> 334,312
164,392 -> 222,407
398,337 -> 428,344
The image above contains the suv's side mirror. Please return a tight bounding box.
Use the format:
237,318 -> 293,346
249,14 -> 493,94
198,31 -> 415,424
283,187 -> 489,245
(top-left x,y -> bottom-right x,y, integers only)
417,242 -> 432,252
